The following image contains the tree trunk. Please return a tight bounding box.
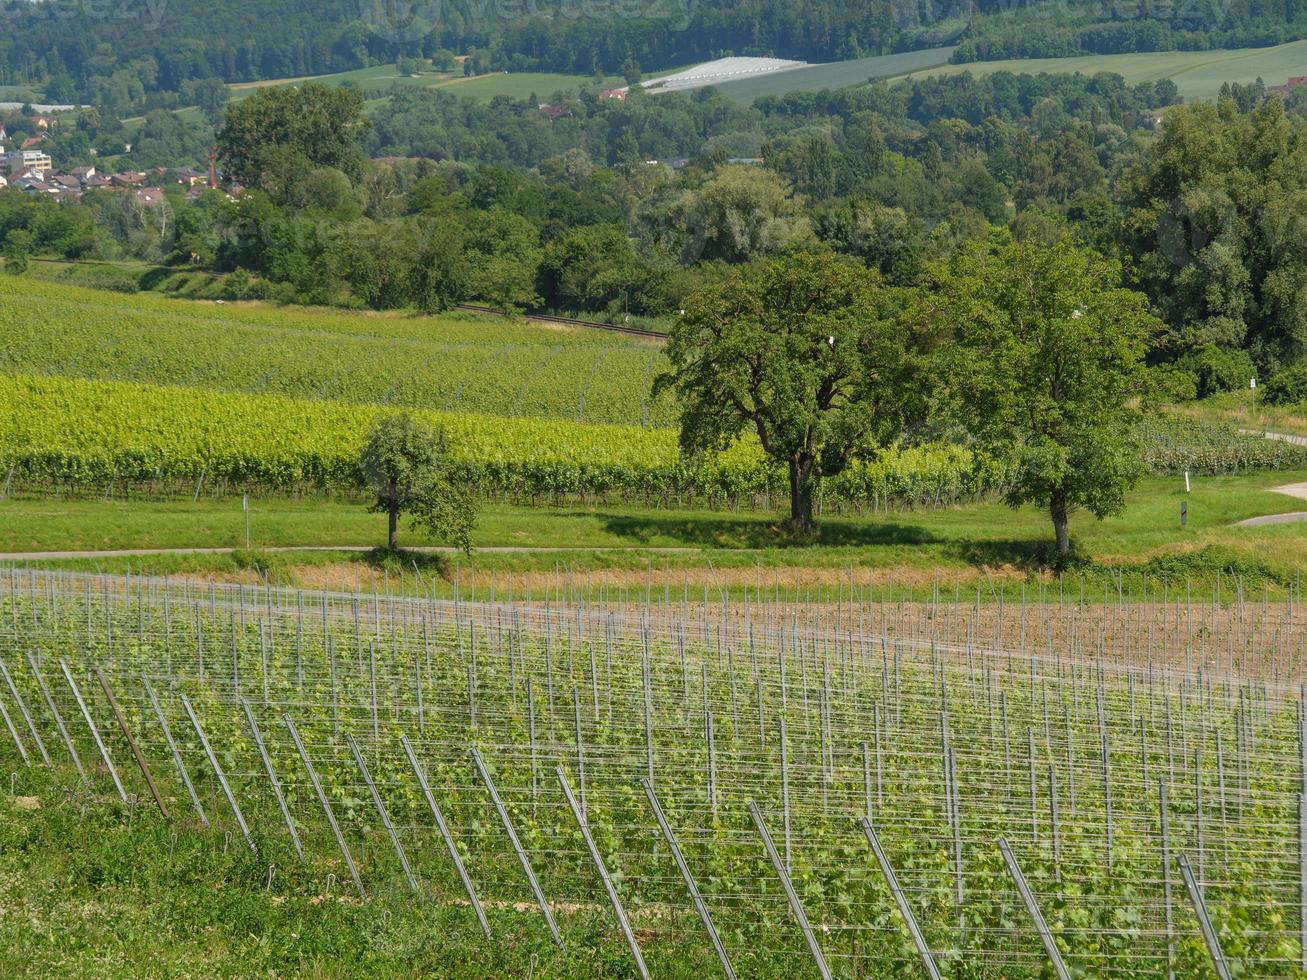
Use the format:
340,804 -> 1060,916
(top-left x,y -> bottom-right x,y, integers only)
388,503 -> 399,551
788,456 -> 817,533
1050,489 -> 1070,557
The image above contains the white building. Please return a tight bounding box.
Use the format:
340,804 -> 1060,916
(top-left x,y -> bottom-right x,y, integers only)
7,149 -> 52,176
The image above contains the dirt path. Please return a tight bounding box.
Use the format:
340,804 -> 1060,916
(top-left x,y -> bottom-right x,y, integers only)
1242,428 -> 1307,447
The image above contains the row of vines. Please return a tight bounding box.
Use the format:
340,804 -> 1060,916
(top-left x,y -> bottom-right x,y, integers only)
0,569 -> 1304,975
0,277 -> 671,427
2,376 -> 1301,508
0,375 -> 1000,507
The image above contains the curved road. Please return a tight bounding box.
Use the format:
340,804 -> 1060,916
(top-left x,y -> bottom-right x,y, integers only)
1237,481 -> 1307,527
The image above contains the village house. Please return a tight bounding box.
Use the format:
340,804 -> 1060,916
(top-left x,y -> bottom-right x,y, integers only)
1268,75 -> 1307,96
6,149 -> 52,176
133,186 -> 167,206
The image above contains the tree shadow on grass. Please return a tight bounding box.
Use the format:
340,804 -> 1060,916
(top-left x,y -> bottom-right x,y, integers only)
949,537 -> 1089,573
355,547 -> 452,579
597,513 -> 939,550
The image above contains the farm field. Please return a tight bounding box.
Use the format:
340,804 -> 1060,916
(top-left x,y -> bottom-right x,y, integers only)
0,278 -> 671,428
8,372 -> 1307,524
898,37 -> 1307,101
135,65 -> 640,129
0,566 -> 1305,975
712,47 -> 956,104
0,374 -> 1000,509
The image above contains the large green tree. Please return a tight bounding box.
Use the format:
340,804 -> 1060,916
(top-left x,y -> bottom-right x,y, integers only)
1122,96 -> 1307,367
914,234 -> 1158,558
668,164 -> 812,264
328,218 -> 468,312
659,248 -> 917,532
217,83 -> 369,197
358,413 -> 476,553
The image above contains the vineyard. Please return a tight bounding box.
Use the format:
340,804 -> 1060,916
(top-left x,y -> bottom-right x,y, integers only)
0,375 -> 1000,510
2,375 -> 1303,516
2,567 -> 1307,976
0,278 -> 672,428
1141,415 -> 1307,474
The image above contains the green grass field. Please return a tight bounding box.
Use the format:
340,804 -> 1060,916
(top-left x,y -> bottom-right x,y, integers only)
4,471 -> 1304,597
230,65 -> 632,102
125,64 -> 639,131
899,37 -> 1307,100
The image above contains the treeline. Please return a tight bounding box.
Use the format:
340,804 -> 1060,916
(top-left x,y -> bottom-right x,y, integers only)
9,72 -> 1307,379
955,4 -> 1307,63
0,0 -> 934,110
3,0 -> 1306,110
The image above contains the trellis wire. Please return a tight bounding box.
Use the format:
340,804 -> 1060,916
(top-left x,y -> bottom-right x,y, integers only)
2,566 -> 1307,975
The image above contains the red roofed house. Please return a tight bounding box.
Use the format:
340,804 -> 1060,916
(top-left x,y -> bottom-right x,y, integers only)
133,186 -> 167,206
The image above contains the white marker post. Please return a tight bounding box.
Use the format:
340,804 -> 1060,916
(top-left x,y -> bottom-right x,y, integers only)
1184,470 -> 1190,493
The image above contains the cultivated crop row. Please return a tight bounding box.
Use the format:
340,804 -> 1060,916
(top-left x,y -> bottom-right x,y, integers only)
0,375 -> 1003,509
4,375 -> 1298,510
0,277 -> 670,427
1,567 -> 1305,976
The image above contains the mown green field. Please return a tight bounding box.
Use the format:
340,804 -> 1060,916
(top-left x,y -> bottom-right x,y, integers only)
3,469 -> 1304,589
899,38 -> 1307,101
136,65 -> 639,129
0,277 -> 670,427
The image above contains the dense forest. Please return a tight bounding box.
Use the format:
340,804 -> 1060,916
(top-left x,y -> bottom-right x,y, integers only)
2,0 -> 1306,110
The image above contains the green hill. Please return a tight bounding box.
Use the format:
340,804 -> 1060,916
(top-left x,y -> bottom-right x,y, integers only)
898,38 -> 1307,101
0,278 -> 671,428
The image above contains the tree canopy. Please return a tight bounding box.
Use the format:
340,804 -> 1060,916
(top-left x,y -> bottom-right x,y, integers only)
914,234 -> 1159,558
659,248 -> 918,532
217,84 -> 369,196
358,413 -> 477,553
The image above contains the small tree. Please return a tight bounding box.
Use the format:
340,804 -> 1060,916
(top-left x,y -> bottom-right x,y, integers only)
658,248 -> 918,532
2,229 -> 32,275
358,414 -> 476,553
914,234 -> 1158,559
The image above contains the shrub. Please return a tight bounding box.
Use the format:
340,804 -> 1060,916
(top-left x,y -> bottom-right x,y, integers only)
223,268 -> 253,300
1175,345 -> 1256,399
1148,364 -> 1198,403
1261,362 -> 1307,407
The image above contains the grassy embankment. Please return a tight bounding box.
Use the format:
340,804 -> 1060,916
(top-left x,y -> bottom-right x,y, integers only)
4,470 -> 1305,598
